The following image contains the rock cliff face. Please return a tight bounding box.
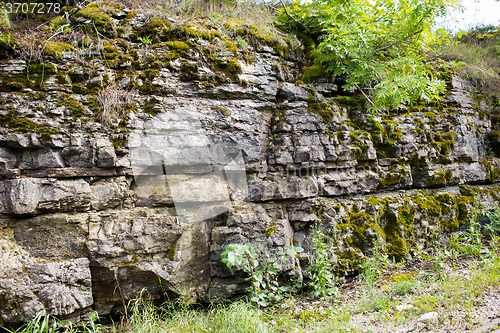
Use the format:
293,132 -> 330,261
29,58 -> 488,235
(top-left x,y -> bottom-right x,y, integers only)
1,3 -> 500,325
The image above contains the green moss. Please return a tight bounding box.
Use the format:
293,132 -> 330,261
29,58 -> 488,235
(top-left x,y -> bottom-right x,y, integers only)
149,61 -> 162,69
210,105 -> 231,117
111,134 -> 125,148
349,130 -> 370,141
384,209 -> 408,261
437,193 -> 453,204
180,62 -> 199,81
149,19 -> 170,33
115,254 -> 140,266
152,41 -> 190,60
428,170 -> 453,186
346,207 -> 378,250
457,197 -> 474,226
74,2 -> 117,37
382,119 -> 403,141
0,76 -> 29,91
429,131 -> 455,156
60,97 -> 87,118
412,191 -> 441,217
140,68 -> 159,81
424,112 -> 437,120
411,190 -> 467,232
488,131 -> 500,155
143,97 -> 160,115
333,96 -> 366,110
169,244 -> 176,261
367,116 -> 384,134
42,41 -> 75,58
265,226 -> 278,238
0,61 -> 60,91
27,62 -> 57,75
224,40 -> 238,53
459,185 -> 476,197
380,165 -> 406,188
86,96 -> 100,114
366,196 -> 381,206
307,101 -> 334,123
0,111 -> 59,139
0,32 -> 16,59
165,40 -> 190,51
176,25 -> 221,41
337,248 -> 365,275
348,130 -> 371,158
301,60 -> 324,83
413,118 -> 424,129
480,159 -> 500,183
207,56 -> 241,80
102,42 -> 121,66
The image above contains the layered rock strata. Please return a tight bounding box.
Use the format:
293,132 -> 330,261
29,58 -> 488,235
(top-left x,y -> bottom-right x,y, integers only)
1,3 -> 500,324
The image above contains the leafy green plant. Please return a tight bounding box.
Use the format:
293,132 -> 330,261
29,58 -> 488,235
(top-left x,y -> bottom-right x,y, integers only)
138,35 -> 152,45
485,207 -> 500,236
449,208 -> 484,255
221,243 -> 303,307
307,228 -> 338,299
236,36 -> 248,49
359,289 -> 392,312
268,133 -> 278,146
276,0 -> 458,113
358,237 -> 389,285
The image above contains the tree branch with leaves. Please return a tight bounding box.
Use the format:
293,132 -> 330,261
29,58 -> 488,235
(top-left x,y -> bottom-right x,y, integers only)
276,0 -> 461,113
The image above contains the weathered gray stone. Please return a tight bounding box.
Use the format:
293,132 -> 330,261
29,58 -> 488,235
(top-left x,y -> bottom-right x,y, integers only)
0,235 -> 92,324
97,146 -> 116,168
37,179 -> 91,212
27,258 -> 93,316
61,146 -> 95,167
0,59 -> 26,76
32,147 -> 65,168
0,133 -> 31,148
90,177 -> 133,210
248,176 -> 318,202
3,178 -> 42,214
1,178 -> 91,214
278,82 -> 310,101
320,169 -> 381,196
0,147 -> 17,170
21,167 -> 132,178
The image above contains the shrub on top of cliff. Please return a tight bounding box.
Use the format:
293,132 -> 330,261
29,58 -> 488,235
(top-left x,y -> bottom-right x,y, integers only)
275,0 -> 461,114
109,0 -> 278,34
439,24 -> 500,95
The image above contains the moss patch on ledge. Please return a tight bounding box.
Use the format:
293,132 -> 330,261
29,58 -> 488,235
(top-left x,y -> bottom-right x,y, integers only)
319,185 -> 499,275
0,111 -> 59,139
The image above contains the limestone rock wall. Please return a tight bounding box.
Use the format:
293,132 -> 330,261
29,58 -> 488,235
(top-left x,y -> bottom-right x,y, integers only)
1,3 -> 500,325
